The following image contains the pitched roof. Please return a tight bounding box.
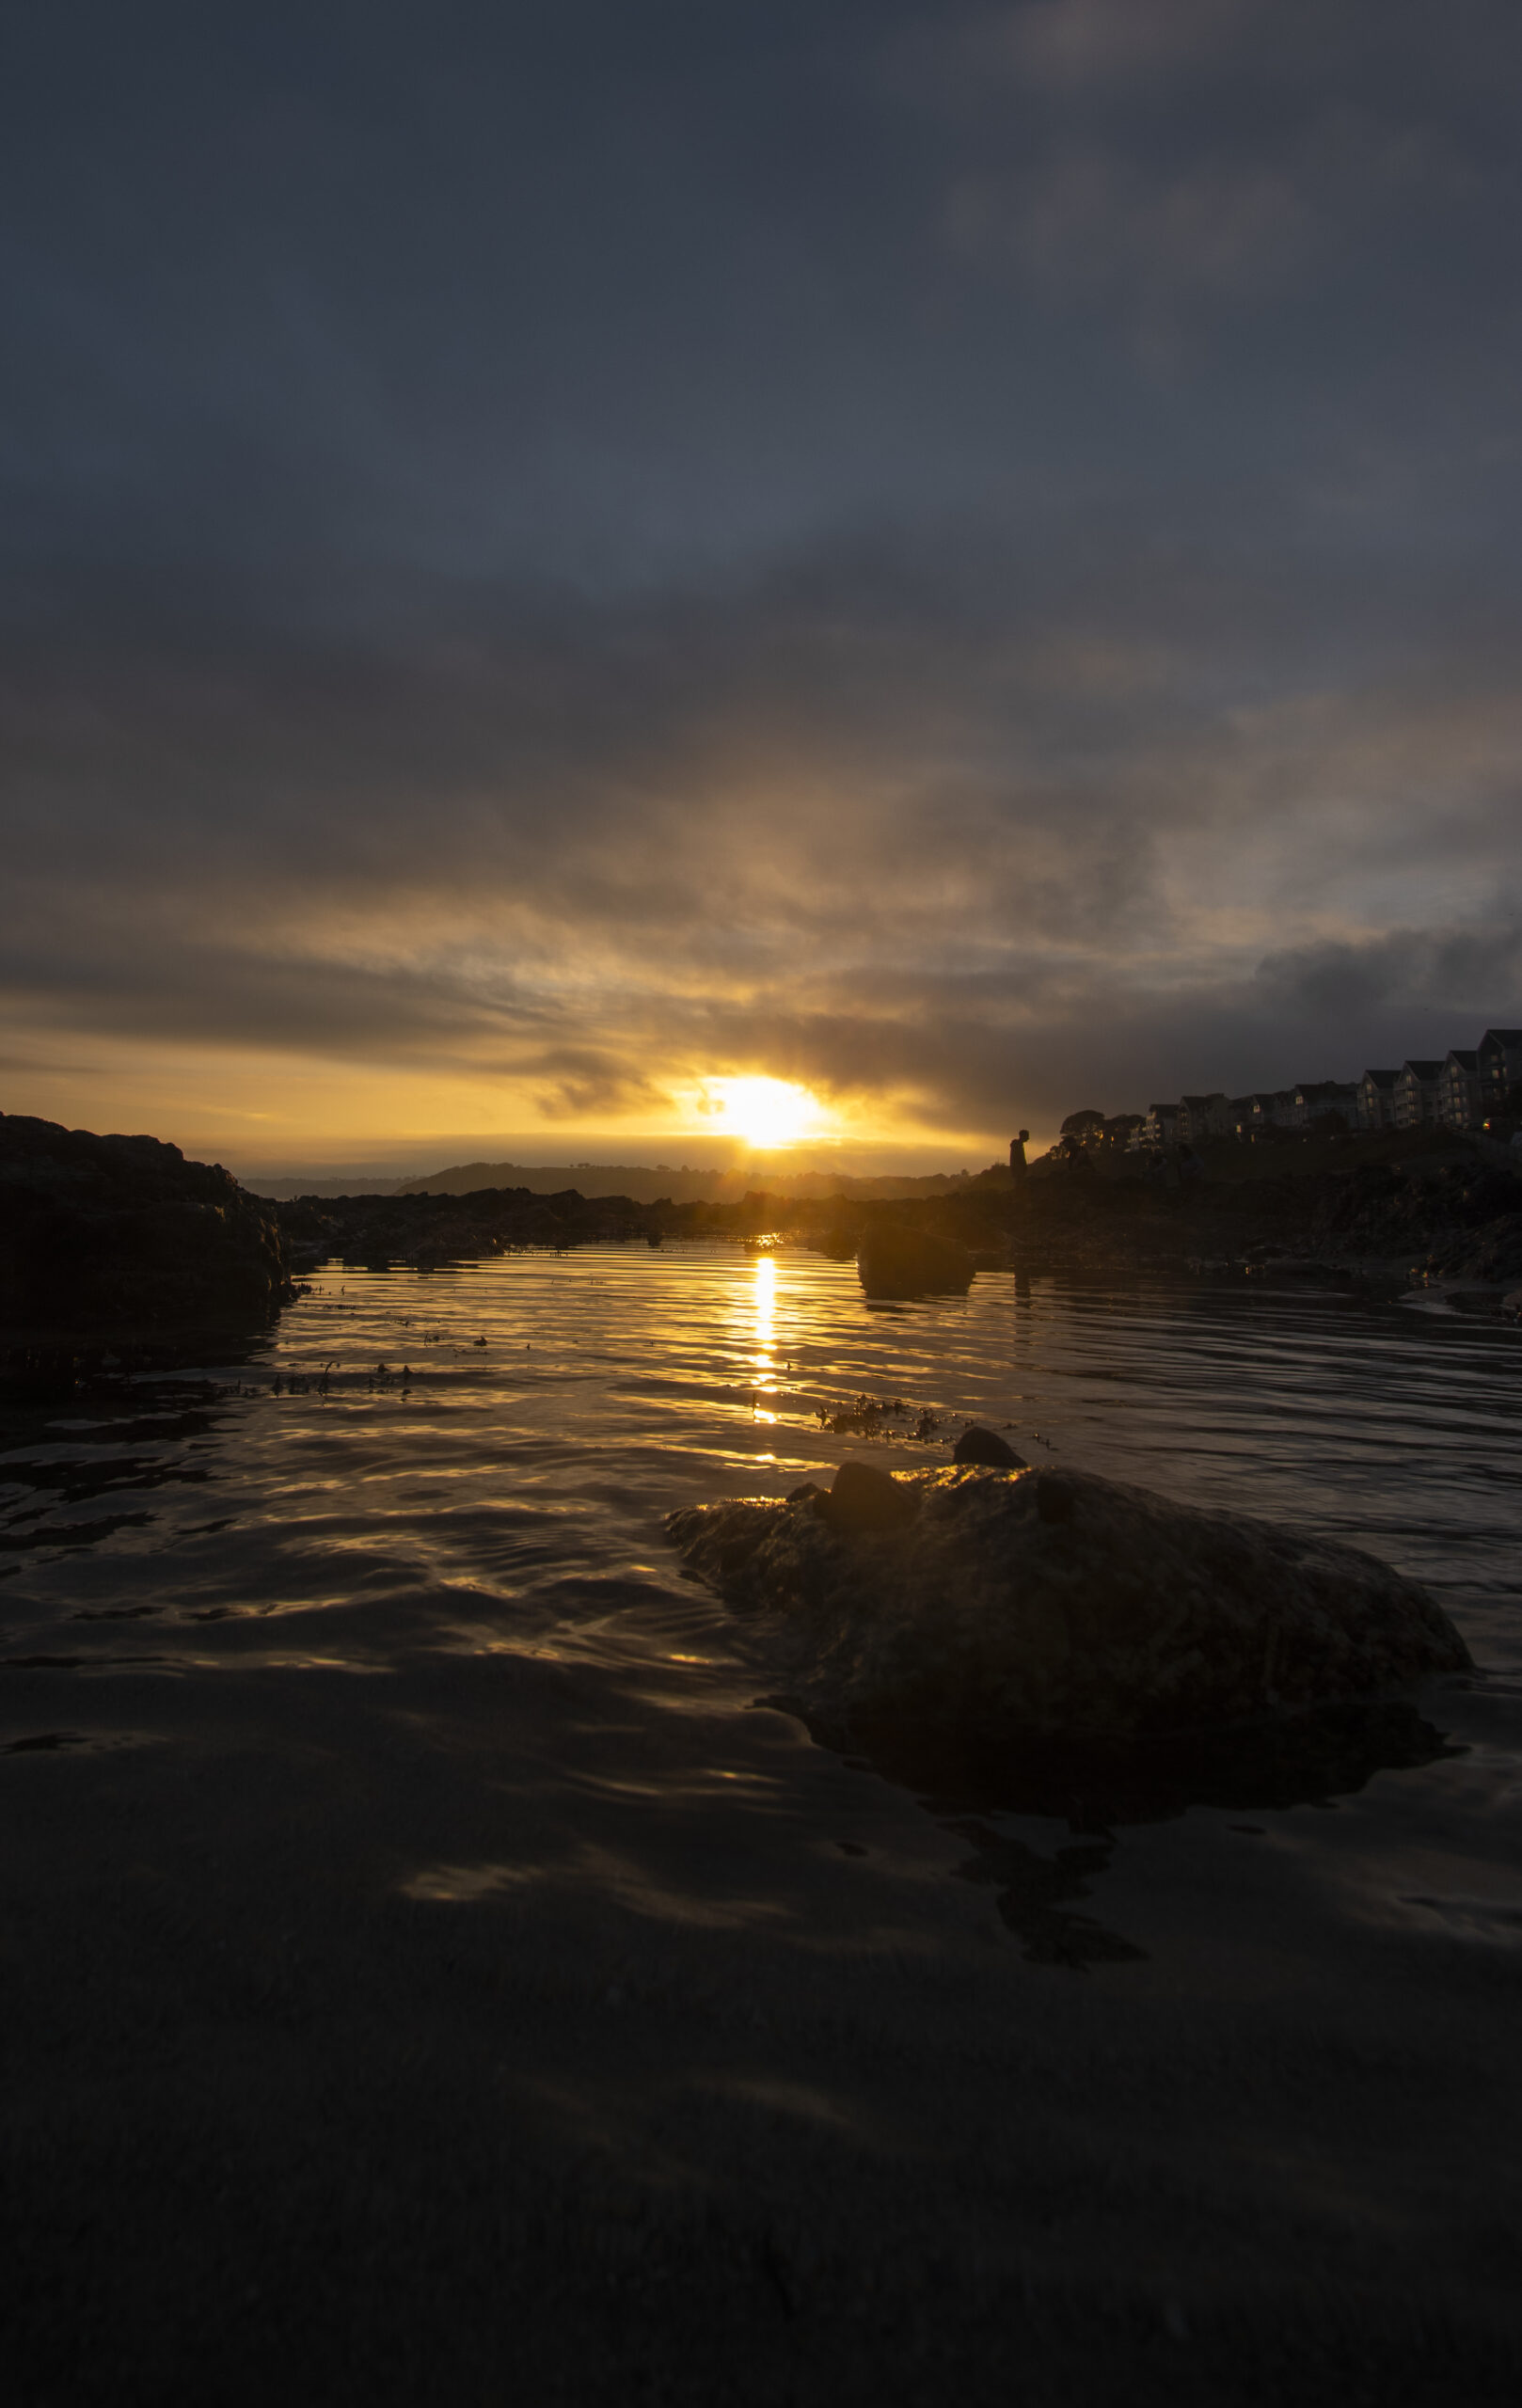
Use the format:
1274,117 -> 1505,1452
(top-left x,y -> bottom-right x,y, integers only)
1361,1069 -> 1398,1087
1400,1060 -> 1445,1080
1444,1050 -> 1480,1072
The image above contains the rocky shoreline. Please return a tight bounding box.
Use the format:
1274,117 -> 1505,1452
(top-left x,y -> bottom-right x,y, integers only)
6,1116 -> 1521,1339
265,1139 -> 1522,1302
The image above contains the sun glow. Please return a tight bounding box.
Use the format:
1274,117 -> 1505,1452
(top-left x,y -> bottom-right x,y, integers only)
707,1076 -> 821,1149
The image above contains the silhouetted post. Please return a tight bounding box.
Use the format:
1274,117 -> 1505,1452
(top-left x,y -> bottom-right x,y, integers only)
1009,1129 -> 1029,1180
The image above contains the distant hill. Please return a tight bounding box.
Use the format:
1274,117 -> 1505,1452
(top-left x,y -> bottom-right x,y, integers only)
388,1160 -> 985,1205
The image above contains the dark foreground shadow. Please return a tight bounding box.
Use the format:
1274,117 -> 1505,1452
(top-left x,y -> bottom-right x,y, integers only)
765,1694 -> 1465,1970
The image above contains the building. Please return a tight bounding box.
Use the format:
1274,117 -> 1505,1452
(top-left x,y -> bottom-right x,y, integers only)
1393,1059 -> 1445,1129
1233,1090 -> 1297,1135
1177,1093 -> 1229,1144
1356,1069 -> 1399,1132
1478,1028 -> 1522,1114
1437,1050 -> 1482,1131
1141,1102 -> 1181,1148
1289,1081 -> 1358,1130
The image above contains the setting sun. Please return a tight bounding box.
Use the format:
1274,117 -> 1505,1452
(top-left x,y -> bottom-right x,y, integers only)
707,1076 -> 821,1149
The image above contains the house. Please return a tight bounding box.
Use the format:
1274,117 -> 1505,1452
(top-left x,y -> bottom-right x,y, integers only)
1142,1103 -> 1181,1147
1393,1060 -> 1445,1129
1437,1050 -> 1482,1131
1478,1028 -> 1522,1113
1177,1093 -> 1229,1144
1356,1069 -> 1399,1132
1289,1080 -> 1358,1130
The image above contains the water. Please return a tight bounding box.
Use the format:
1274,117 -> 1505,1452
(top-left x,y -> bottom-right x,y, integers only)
5,1244 -> 1520,1912
6,1247 -> 1522,2397
7,1244 -> 1520,1660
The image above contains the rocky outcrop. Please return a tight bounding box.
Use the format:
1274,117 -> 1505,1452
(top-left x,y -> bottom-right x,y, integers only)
272,1182 -> 670,1268
667,1461 -> 1470,1740
856,1224 -> 974,1298
0,1114 -> 292,1327
953,1424 -> 1025,1468
1306,1158 -> 1522,1282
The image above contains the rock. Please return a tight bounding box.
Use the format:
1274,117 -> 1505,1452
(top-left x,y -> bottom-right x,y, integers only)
856,1225 -> 974,1299
953,1424 -> 1025,1468
0,1113 -> 292,1328
665,1465 -> 1471,1740
1036,1474 -> 1073,1524
816,1457 -> 918,1532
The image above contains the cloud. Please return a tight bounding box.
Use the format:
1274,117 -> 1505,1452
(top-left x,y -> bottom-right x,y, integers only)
970,0 -> 1259,91
945,147 -> 1308,309
3,5 -> 1522,1152
1255,925 -> 1522,1025
5,497 -> 1522,1139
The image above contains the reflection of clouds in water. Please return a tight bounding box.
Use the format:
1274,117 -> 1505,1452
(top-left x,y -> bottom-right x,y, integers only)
401,1861 -> 547,1903
401,1842 -> 794,1933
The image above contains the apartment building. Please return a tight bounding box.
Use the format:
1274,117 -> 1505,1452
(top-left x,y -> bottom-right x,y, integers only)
1437,1050 -> 1482,1132
1393,1060 -> 1445,1128
1178,1093 -> 1230,1143
1356,1069 -> 1399,1131
1479,1027 -> 1522,1111
1290,1080 -> 1359,1128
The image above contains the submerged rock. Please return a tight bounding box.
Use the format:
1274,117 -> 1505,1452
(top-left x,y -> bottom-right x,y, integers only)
856,1224 -> 974,1299
666,1462 -> 1470,1739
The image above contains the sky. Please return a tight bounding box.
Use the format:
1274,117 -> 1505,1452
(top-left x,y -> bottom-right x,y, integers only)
4,0 -> 1522,1175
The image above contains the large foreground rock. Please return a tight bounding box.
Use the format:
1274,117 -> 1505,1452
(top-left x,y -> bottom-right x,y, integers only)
0,1113 -> 292,1327
667,1462 -> 1470,1738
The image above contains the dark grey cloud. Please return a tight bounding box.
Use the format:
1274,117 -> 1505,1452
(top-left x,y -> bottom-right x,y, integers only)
3,2 -> 1521,1147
